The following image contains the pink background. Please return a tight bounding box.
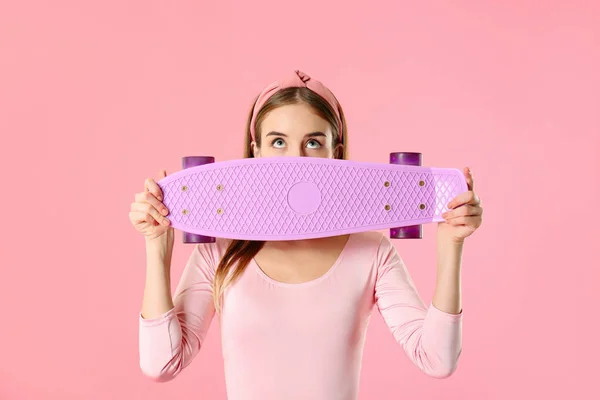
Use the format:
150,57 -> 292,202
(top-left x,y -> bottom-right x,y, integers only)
1,1 -> 599,399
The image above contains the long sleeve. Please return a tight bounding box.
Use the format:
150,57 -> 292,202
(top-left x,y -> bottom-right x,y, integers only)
138,239 -> 226,382
374,235 -> 463,378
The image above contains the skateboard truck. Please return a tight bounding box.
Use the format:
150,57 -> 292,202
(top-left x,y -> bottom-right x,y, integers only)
389,152 -> 423,239
181,156 -> 217,244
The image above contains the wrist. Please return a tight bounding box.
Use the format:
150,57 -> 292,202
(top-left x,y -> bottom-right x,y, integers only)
436,232 -> 464,272
437,231 -> 465,247
145,232 -> 174,256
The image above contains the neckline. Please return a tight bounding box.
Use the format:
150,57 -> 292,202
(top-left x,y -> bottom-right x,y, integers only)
251,233 -> 355,288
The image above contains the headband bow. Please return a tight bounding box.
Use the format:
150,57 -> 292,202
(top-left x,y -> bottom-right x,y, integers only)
249,70 -> 343,141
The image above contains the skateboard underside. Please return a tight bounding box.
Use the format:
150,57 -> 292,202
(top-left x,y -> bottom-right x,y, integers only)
157,157 -> 468,240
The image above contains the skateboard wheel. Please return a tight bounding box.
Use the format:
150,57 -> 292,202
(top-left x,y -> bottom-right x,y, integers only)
390,225 -> 422,239
389,152 -> 422,166
183,232 -> 216,244
182,156 -> 215,169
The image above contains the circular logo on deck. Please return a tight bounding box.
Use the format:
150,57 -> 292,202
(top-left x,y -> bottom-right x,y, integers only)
287,181 -> 321,215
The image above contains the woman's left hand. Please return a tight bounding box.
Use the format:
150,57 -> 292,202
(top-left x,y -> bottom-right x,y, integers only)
439,167 -> 483,243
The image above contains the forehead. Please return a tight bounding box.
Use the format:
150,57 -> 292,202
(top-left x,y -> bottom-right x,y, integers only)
259,103 -> 333,137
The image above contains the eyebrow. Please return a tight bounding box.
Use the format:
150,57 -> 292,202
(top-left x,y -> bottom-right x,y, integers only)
265,131 -> 327,138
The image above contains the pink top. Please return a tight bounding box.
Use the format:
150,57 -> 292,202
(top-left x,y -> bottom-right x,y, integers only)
138,231 -> 463,399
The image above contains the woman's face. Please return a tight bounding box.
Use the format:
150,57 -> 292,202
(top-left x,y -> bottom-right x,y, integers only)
252,103 -> 341,158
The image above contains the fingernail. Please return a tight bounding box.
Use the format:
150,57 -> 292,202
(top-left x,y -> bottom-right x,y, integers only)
162,218 -> 170,225
161,208 -> 168,215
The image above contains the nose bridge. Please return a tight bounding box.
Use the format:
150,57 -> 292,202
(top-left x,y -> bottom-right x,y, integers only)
287,141 -> 304,157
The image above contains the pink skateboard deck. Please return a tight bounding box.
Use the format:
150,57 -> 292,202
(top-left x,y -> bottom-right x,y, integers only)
157,154 -> 468,242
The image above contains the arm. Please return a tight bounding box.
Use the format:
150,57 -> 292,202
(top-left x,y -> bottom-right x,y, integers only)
138,237 -> 224,382
435,166 -> 482,314
431,234 -> 463,314
141,233 -> 175,320
374,235 -> 462,379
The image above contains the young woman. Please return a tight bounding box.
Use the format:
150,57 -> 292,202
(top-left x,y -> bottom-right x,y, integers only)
130,70 -> 483,399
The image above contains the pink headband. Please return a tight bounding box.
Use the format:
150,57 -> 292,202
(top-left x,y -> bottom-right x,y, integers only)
249,70 -> 343,141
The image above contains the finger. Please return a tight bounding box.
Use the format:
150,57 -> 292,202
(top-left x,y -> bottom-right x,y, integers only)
469,193 -> 481,206
135,191 -> 166,212
448,191 -> 480,209
445,215 -> 481,227
135,191 -> 169,216
129,211 -> 155,226
144,176 -> 164,202
447,191 -> 475,209
442,205 -> 483,219
131,202 -> 170,226
464,167 -> 474,191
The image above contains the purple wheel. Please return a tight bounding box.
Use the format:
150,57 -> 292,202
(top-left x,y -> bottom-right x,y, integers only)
182,156 -> 215,169
183,232 -> 215,244
389,152 -> 422,166
389,152 -> 423,239
181,156 -> 216,244
390,225 -> 423,239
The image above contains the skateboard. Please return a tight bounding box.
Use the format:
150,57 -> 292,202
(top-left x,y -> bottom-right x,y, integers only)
156,153 -> 468,243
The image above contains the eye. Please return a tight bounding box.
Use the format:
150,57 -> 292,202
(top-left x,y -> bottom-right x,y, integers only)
306,139 -> 322,149
271,138 -> 285,148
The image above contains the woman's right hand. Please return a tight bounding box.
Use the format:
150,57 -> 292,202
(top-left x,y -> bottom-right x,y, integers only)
129,169 -> 172,241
